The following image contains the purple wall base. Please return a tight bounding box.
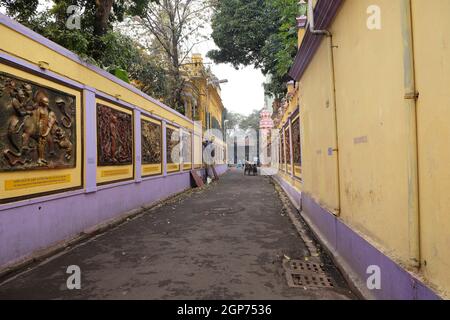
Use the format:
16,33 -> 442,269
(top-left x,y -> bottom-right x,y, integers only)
0,165 -> 228,272
272,174 -> 440,300
273,174 -> 302,210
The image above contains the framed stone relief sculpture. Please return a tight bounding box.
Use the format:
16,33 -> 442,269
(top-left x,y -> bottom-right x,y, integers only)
97,103 -> 133,166
182,130 -> 192,170
96,101 -> 134,184
141,117 -> 162,176
0,72 -> 76,171
280,131 -> 285,171
0,66 -> 82,203
285,125 -> 291,173
292,116 -> 302,179
166,125 -> 180,172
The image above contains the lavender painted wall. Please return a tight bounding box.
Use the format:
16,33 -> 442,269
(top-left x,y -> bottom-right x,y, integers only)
273,174 -> 301,210
272,174 -> 440,300
0,165 -> 228,270
0,173 -> 187,268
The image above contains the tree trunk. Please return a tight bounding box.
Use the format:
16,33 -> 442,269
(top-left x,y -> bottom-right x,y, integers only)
91,0 -> 113,61
168,1 -> 185,114
94,0 -> 114,37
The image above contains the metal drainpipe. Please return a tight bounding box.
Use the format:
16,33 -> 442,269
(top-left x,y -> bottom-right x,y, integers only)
401,0 -> 421,268
308,0 -> 341,215
308,0 -> 331,36
327,35 -> 342,216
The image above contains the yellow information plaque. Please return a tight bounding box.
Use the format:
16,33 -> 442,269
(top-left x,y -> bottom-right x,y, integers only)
142,164 -> 162,176
5,175 -> 72,191
294,165 -> 302,178
101,168 -> 130,178
167,163 -> 180,172
183,163 -> 192,170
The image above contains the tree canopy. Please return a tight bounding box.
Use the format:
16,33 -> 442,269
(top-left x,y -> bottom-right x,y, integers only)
208,0 -> 299,99
0,0 -> 186,101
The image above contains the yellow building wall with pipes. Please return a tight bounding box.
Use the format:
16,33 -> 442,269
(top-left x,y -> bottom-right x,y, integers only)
330,0 -> 411,263
411,0 -> 450,297
298,40 -> 339,215
293,0 -> 450,297
208,88 -> 224,130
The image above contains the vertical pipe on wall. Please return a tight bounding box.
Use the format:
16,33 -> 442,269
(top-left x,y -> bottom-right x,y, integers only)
307,0 -> 341,215
401,0 -> 421,268
327,35 -> 342,216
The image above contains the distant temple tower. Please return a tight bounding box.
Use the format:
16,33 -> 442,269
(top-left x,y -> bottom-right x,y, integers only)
259,108 -> 273,134
259,107 -> 274,166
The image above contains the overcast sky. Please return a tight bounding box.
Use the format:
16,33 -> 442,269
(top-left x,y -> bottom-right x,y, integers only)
194,33 -> 266,116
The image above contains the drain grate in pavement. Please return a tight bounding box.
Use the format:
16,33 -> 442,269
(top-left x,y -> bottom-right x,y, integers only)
285,260 -> 326,274
283,259 -> 337,289
287,273 -> 336,289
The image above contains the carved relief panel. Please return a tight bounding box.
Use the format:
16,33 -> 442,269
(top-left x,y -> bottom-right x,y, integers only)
182,131 -> 192,164
166,126 -> 180,164
97,104 -> 132,166
292,118 -> 301,166
141,119 -> 162,165
285,126 -> 291,166
0,72 -> 76,171
280,132 -> 285,166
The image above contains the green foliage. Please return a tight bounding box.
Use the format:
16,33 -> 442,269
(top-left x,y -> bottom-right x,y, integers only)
224,109 -> 244,130
0,0 -> 39,23
108,67 -> 130,84
1,0 -> 168,100
132,0 -> 211,114
239,109 -> 261,131
208,0 -> 299,99
208,0 -> 278,69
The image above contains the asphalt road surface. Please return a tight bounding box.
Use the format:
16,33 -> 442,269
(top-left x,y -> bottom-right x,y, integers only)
0,169 -> 355,300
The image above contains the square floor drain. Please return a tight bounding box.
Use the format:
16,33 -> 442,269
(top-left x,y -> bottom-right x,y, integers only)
283,259 -> 326,274
286,273 -> 336,288
283,259 -> 337,289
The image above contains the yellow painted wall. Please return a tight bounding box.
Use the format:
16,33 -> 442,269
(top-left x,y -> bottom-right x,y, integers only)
328,0 -> 411,263
208,89 -> 224,129
193,134 -> 202,168
290,0 -> 450,297
411,0 -> 450,296
297,38 -> 340,213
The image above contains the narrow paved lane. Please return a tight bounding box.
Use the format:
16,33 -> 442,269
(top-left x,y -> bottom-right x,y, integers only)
0,169 -> 355,299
